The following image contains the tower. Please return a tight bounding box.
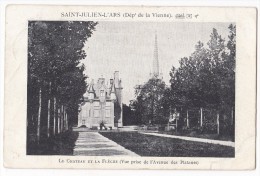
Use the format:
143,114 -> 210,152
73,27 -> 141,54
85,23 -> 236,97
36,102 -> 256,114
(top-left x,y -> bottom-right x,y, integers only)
153,33 -> 159,77
110,81 -> 116,100
151,33 -> 162,79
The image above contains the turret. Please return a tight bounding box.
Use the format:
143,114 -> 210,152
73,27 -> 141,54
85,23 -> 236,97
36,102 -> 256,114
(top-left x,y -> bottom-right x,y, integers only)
110,83 -> 116,101
88,79 -> 95,100
114,71 -> 119,88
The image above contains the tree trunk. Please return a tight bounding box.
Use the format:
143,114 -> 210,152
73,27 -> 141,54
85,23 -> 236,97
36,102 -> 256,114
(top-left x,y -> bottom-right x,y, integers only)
200,107 -> 203,127
47,98 -> 51,137
58,108 -> 60,134
47,82 -> 52,138
64,111 -> 67,131
176,119 -> 178,133
53,97 -> 56,135
186,110 -> 189,128
217,112 -> 220,135
61,105 -> 64,132
66,113 -> 68,130
63,106 -> 66,131
60,105 -> 63,133
231,106 -> 234,125
36,86 -> 42,144
64,106 -> 67,131
62,105 -> 65,132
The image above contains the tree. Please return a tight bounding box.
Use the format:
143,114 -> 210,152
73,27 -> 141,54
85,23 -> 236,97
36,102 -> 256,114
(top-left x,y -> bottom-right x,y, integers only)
122,104 -> 139,125
169,24 -> 236,136
27,21 -> 97,145
170,26 -> 235,108
132,78 -> 167,124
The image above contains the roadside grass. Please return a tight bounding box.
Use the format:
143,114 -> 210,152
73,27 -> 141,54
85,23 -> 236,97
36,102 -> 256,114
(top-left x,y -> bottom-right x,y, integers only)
27,130 -> 78,155
100,132 -> 234,157
158,130 -> 234,142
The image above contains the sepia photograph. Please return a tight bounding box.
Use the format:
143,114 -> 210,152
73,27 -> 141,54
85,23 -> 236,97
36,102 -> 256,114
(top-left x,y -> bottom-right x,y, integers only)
26,21 -> 236,157
3,4 -> 257,170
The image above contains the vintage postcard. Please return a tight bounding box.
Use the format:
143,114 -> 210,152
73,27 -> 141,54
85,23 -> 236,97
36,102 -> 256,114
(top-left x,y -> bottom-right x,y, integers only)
4,5 -> 256,169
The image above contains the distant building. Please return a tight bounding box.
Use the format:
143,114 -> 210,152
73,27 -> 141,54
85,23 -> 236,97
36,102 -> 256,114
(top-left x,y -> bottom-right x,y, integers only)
78,71 -> 123,128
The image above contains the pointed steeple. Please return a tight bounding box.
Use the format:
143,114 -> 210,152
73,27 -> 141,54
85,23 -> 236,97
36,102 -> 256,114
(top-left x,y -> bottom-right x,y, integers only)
153,32 -> 159,77
88,79 -> 95,93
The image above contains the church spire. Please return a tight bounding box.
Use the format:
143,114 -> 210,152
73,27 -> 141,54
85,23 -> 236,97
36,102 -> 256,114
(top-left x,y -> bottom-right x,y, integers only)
153,32 -> 159,77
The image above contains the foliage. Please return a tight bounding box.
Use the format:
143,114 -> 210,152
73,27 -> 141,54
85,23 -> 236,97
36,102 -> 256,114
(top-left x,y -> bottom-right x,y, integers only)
27,21 -> 97,144
131,24 -> 235,138
168,24 -> 236,133
123,104 -> 140,125
27,131 -> 79,155
201,119 -> 217,134
131,78 -> 168,124
28,21 -> 97,110
169,25 -> 235,109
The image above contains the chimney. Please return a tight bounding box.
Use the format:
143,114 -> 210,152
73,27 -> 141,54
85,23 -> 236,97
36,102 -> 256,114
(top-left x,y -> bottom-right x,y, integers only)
114,71 -> 119,88
110,78 -> 114,85
119,79 -> 123,89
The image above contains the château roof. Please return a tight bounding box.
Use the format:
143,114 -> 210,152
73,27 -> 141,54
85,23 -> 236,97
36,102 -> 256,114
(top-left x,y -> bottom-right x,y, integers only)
85,71 -> 122,100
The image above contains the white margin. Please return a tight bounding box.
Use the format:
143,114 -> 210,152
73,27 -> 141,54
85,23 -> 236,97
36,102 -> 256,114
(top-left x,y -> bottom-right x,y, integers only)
0,0 -> 259,176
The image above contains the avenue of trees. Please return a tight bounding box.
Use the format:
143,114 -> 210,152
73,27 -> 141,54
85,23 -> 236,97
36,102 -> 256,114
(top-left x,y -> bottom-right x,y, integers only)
27,21 -> 97,146
130,24 -> 235,137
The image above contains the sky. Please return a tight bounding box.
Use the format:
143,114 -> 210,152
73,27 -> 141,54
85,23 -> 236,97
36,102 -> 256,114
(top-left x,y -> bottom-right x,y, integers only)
82,21 -> 232,105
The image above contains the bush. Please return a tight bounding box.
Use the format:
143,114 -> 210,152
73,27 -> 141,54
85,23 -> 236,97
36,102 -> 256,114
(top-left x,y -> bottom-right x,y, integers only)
147,125 -> 159,131
90,126 -> 98,130
158,125 -> 166,131
190,126 -> 203,134
220,120 -> 234,137
202,119 -> 217,134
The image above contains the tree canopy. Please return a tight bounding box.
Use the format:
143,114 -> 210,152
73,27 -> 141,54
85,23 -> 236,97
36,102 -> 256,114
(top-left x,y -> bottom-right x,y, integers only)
131,78 -> 168,124
27,21 -> 97,146
131,24 -> 235,136
169,24 -> 236,111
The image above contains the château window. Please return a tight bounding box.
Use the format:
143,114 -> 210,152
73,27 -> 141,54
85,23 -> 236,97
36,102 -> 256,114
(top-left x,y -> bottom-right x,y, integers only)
100,90 -> 104,97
